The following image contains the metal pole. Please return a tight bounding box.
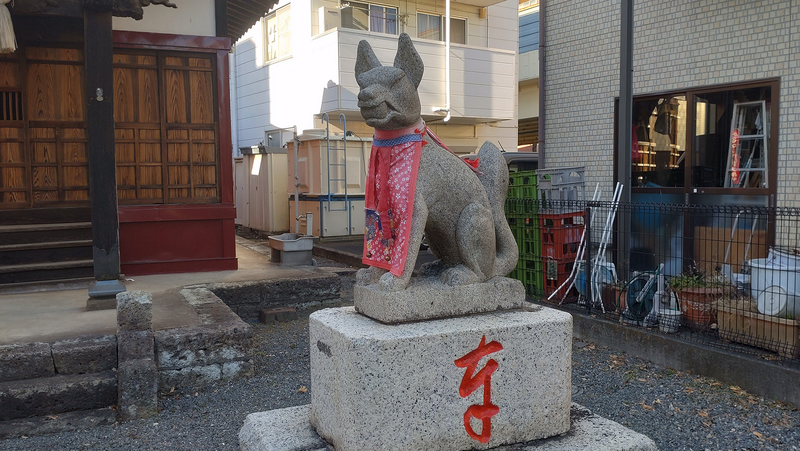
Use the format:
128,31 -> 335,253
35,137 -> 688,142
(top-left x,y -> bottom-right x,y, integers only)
585,204 -> 592,314
617,0 -> 634,279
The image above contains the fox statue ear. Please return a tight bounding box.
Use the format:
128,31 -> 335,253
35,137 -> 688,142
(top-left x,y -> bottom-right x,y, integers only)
393,33 -> 423,88
355,40 -> 382,79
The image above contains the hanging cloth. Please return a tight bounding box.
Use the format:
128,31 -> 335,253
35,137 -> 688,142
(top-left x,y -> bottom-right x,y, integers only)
363,120 -> 426,276
0,0 -> 16,54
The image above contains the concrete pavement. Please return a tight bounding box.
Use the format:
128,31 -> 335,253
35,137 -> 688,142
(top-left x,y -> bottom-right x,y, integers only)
0,237 -> 345,345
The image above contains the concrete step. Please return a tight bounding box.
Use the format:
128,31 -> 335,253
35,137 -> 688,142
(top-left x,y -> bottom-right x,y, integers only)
0,408 -> 116,439
0,372 -> 117,421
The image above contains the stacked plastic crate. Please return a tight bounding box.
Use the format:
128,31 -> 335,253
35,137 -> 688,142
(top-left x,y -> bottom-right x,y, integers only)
505,171 -> 542,296
537,167 -> 586,301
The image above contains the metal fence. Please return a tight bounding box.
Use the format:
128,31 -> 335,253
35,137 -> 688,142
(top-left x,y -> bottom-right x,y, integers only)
505,197 -> 800,367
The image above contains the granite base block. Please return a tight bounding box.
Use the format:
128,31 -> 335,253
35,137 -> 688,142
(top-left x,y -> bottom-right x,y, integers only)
239,404 -> 658,451
310,306 -> 572,451
354,276 -> 526,323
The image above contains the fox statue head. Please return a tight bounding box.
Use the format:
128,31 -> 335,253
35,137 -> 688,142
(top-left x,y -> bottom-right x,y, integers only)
355,33 -> 424,130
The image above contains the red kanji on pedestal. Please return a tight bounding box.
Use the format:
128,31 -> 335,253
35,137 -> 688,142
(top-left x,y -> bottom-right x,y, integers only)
454,335 -> 503,443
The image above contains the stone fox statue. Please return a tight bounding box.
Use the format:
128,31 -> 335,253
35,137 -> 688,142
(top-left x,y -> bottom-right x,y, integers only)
355,33 -> 518,292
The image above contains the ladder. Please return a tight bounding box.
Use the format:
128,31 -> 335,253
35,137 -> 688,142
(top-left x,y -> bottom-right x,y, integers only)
724,100 -> 768,188
321,113 -> 349,214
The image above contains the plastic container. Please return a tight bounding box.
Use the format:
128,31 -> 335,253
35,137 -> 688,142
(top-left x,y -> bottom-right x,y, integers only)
658,309 -> 682,334
767,248 -> 800,269
750,257 -> 800,316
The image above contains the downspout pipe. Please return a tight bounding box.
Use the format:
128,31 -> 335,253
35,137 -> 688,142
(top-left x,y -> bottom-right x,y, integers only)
444,0 -> 451,122
537,0 -> 546,167
617,0 -> 634,277
293,125 -> 300,234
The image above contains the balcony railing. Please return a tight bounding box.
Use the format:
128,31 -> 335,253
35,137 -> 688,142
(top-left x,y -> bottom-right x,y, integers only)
314,28 -> 516,124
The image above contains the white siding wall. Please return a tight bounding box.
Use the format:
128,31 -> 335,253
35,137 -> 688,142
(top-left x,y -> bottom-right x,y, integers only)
232,0 -> 519,152
481,0 -> 519,150
546,0 -> 800,207
112,0 -> 216,36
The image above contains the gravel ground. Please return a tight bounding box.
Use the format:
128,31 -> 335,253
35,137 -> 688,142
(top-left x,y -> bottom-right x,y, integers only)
1,267 -> 799,450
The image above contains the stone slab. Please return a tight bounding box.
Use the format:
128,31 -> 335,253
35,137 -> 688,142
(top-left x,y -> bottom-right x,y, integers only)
154,322 -> 251,370
117,330 -> 155,362
310,306 -> 572,451
51,335 -> 117,375
118,359 -> 158,421
0,342 -> 54,383
116,290 -> 153,331
0,408 -> 117,439
240,405 -> 329,451
0,372 -> 117,421
239,403 -> 658,451
259,307 -> 299,324
354,276 -> 525,323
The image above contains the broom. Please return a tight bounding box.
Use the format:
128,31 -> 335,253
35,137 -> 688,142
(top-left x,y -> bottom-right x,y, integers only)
0,0 -> 16,54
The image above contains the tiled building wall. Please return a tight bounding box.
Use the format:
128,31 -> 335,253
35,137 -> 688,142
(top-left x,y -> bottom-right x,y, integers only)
544,0 -> 800,207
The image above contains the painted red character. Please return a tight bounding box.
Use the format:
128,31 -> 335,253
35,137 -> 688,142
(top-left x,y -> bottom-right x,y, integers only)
454,335 -> 503,443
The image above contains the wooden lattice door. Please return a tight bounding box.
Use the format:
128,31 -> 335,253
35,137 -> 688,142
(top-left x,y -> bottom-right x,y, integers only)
114,51 -> 219,204
0,47 -> 90,209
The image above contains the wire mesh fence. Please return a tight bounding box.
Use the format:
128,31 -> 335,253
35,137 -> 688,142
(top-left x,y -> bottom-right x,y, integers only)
505,196 -> 800,367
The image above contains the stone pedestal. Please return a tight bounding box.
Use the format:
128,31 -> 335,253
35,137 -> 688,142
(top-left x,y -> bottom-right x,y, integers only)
354,276 -> 526,323
309,306 -> 572,451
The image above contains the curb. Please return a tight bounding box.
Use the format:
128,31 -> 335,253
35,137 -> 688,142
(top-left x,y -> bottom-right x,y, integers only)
569,309 -> 800,407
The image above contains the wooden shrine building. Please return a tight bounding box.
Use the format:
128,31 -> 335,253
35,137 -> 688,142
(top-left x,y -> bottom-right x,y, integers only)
0,0 -> 277,295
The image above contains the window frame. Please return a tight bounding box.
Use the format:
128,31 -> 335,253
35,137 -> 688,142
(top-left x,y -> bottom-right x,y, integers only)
416,11 -> 467,45
264,5 -> 292,63
618,78 -> 779,198
341,1 -> 399,36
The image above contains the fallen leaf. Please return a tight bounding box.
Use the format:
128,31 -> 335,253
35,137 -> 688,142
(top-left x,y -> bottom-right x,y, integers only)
697,410 -> 709,418
702,421 -> 712,428
638,402 -> 654,411
298,386 -> 308,393
753,431 -> 764,440
46,415 -> 58,421
654,399 -> 662,404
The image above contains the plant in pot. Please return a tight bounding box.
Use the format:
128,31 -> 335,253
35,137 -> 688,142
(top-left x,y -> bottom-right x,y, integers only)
668,264 -> 727,331
601,280 -> 627,313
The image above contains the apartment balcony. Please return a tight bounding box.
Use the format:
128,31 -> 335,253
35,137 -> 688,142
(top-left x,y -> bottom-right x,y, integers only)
311,28 -> 516,125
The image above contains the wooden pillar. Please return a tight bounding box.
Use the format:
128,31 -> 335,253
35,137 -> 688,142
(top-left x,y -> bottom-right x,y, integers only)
84,6 -> 125,303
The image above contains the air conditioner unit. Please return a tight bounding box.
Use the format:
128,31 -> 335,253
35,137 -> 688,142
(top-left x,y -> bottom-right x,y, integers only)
319,6 -> 341,32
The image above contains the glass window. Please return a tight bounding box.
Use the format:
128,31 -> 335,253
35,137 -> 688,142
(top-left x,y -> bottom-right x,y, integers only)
626,82 -> 775,193
448,17 -> 466,45
265,6 -> 291,62
417,13 -> 466,44
692,86 -> 770,188
417,13 -> 441,41
631,95 -> 686,188
342,2 -> 397,35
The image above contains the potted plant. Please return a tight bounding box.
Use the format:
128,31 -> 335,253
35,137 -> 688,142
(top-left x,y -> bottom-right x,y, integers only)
668,264 -> 726,331
601,280 -> 627,313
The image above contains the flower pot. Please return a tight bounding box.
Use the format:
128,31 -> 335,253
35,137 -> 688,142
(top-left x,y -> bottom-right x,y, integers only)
601,285 -> 627,313
718,305 -> 800,358
677,287 -> 722,331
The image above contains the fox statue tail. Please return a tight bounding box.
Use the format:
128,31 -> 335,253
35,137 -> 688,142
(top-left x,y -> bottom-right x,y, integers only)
475,142 -> 519,277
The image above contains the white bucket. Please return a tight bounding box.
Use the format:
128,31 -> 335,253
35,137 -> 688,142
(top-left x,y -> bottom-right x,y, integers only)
658,309 -> 682,334
767,248 -> 800,269
757,285 -> 799,318
750,258 -> 800,316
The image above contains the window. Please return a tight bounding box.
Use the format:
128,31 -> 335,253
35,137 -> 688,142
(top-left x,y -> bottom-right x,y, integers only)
625,80 -> 777,195
265,5 -> 291,62
417,13 -> 466,44
342,2 -> 397,35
